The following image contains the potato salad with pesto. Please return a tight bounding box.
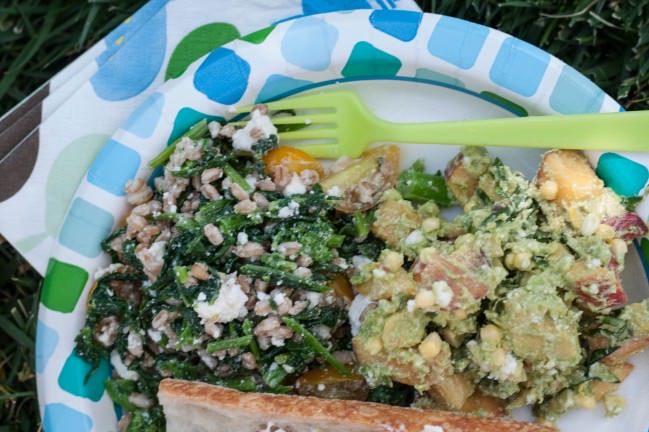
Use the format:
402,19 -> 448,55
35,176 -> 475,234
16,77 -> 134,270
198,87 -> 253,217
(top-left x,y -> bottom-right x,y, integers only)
76,105 -> 649,431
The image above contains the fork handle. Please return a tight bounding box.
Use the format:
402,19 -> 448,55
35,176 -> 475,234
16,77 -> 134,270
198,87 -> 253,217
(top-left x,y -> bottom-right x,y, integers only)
374,111 -> 649,152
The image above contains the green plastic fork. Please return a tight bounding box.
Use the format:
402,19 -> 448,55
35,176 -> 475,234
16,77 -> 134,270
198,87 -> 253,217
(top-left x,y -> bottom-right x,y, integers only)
235,90 -> 649,159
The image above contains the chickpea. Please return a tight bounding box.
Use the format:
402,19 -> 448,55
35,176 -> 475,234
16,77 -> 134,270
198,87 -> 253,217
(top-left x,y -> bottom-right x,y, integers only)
415,290 -> 435,310
480,324 -> 502,345
539,180 -> 558,201
418,332 -> 442,361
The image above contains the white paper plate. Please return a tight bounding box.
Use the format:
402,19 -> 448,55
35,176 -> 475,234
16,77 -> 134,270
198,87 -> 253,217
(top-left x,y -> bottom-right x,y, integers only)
37,10 -> 649,431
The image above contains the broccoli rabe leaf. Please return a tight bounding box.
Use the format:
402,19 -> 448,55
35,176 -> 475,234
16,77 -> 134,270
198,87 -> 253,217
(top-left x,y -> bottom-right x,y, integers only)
396,159 -> 452,206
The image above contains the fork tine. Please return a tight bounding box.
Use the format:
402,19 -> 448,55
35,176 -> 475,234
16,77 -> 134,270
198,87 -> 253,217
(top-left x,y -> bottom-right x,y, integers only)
279,128 -> 337,141
296,143 -> 344,159
268,114 -> 336,126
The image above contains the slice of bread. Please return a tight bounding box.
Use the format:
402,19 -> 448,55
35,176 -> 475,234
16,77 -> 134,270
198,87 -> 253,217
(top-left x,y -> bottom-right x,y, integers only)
158,379 -> 556,432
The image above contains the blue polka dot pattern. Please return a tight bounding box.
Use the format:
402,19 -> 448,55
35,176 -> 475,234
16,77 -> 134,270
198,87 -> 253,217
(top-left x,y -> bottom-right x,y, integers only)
36,320 -> 58,374
256,74 -> 313,102
369,10 -> 422,42
549,64 -> 605,114
281,17 -> 339,71
44,403 -> 93,432
427,16 -> 489,70
415,68 -> 465,88
596,153 -> 649,197
97,0 -> 168,66
59,198 -> 115,258
90,8 -> 166,101
121,92 -> 164,138
87,139 -> 141,196
302,0 -> 371,15
489,37 -> 550,97
58,350 -> 109,402
194,48 -> 251,105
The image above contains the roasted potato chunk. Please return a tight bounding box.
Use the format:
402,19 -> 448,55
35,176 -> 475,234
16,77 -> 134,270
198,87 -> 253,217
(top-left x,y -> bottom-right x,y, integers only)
536,150 -> 604,203
321,145 -> 399,213
371,195 -> 421,247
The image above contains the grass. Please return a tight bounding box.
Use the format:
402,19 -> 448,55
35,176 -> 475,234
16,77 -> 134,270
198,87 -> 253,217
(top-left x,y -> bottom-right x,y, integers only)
0,0 -> 647,430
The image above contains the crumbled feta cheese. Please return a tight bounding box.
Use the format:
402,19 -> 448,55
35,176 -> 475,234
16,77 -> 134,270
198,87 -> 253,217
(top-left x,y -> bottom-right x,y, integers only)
406,300 -> 416,313
317,384 -> 326,391
349,294 -> 372,336
272,292 -> 286,305
257,291 -> 270,301
147,329 -> 162,342
422,426 -> 444,432
94,263 -> 125,280
127,331 -> 143,357
207,121 -> 221,138
327,186 -> 343,197
432,280 -> 453,308
404,229 -> 424,246
110,350 -> 139,381
305,292 -> 322,308
372,268 -> 387,278
237,232 -> 249,245
586,258 -> 602,269
352,255 -> 372,270
271,335 -> 286,347
277,200 -> 300,218
197,292 -> 207,302
501,352 -> 519,377
193,276 -> 248,323
245,175 -> 258,190
283,173 -> 306,196
231,110 -> 277,152
312,324 -> 331,340
282,364 -> 295,373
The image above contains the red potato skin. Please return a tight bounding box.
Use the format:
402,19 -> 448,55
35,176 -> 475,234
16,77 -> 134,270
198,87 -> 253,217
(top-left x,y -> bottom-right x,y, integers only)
603,212 -> 648,242
411,249 -> 490,310
568,259 -> 627,312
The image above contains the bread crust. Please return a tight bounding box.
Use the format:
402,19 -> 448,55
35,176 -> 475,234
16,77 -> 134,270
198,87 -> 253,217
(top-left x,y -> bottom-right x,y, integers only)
158,379 -> 556,432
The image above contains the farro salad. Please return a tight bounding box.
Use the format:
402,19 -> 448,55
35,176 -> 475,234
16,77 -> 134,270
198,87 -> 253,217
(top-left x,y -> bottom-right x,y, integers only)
76,106 -> 649,431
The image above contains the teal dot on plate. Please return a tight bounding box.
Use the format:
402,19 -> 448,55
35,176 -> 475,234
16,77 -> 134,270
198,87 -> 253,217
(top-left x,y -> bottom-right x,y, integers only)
91,8 -> 166,101
256,74 -> 313,103
168,108 -> 224,145
427,16 -> 489,70
58,349 -> 110,401
121,92 -> 164,138
59,198 -> 115,258
87,139 -> 141,196
596,153 -> 649,197
281,17 -> 338,71
36,320 -> 59,374
44,403 -> 93,432
369,10 -> 422,42
549,64 -> 604,114
341,42 -> 401,77
194,48 -> 250,105
415,68 -> 465,88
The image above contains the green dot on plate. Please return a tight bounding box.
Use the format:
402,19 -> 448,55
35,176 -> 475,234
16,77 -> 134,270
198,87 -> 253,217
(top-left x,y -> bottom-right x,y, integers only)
240,25 -> 275,45
41,258 -> 89,313
165,22 -> 241,81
